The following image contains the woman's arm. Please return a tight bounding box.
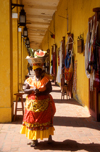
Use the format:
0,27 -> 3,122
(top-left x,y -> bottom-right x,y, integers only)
24,83 -> 36,94
45,80 -> 52,94
35,81 -> 52,96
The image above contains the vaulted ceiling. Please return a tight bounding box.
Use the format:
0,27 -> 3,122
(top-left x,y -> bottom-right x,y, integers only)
22,0 -> 60,49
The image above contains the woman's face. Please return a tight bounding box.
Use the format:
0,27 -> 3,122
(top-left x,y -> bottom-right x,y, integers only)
34,68 -> 42,78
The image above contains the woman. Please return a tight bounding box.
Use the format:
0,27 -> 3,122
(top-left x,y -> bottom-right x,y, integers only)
20,63 -> 56,147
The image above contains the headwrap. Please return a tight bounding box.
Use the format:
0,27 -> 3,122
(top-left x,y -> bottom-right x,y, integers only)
33,63 -> 43,70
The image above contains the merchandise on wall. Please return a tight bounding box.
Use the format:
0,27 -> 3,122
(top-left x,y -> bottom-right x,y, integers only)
50,46 -> 53,75
85,9 -> 100,91
61,37 -> 65,87
53,44 -> 56,76
45,49 -> 50,74
56,47 -> 61,83
56,41 -> 63,83
85,7 -> 100,121
77,35 -> 84,53
64,33 -> 74,98
50,44 -> 57,83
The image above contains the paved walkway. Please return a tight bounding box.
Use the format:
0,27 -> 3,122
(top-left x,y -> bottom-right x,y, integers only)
0,82 -> 100,152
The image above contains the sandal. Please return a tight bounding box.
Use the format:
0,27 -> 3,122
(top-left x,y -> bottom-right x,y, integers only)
27,142 -> 31,145
30,140 -> 38,147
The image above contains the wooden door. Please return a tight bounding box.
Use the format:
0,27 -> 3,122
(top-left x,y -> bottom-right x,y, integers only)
66,33 -> 74,98
52,44 -> 57,83
61,37 -> 65,88
46,49 -> 50,74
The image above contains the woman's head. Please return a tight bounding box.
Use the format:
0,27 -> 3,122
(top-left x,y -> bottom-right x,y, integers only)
34,68 -> 42,78
33,63 -> 44,78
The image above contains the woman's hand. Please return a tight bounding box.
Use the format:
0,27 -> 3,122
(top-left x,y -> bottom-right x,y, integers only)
34,89 -> 40,96
24,84 -> 36,94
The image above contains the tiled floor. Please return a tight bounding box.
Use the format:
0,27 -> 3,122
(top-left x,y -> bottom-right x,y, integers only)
0,82 -> 100,152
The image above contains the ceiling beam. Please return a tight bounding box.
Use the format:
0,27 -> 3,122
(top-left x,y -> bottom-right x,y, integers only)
29,37 -> 43,40
28,30 -> 45,34
30,41 -> 41,43
29,33 -> 45,36
28,28 -> 47,32
30,44 -> 39,45
30,35 -> 43,37
30,41 -> 40,43
26,21 -> 50,26
28,33 -> 45,36
28,27 -> 48,32
30,41 -> 41,44
26,14 -> 52,20
27,24 -> 48,28
30,40 -> 42,44
29,35 -> 45,38
28,29 -> 45,33
25,4 -> 57,11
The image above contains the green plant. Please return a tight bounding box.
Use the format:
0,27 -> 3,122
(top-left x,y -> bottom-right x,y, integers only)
28,48 -> 34,57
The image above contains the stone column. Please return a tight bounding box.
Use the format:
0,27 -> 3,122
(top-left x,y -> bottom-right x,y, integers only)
0,0 -> 13,122
18,27 -> 22,90
12,13 -> 19,100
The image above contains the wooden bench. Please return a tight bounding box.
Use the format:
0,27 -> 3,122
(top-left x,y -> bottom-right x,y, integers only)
61,85 -> 68,99
19,83 -> 26,91
14,92 -> 25,121
61,77 -> 68,99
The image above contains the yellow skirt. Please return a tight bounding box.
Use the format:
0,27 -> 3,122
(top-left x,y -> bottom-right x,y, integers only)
20,125 -> 55,140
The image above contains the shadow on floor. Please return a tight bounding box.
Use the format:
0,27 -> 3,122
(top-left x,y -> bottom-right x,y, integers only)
0,116 -> 23,125
9,114 -> 100,131
54,116 -> 100,130
54,98 -> 82,105
34,139 -> 100,152
2,115 -> 23,124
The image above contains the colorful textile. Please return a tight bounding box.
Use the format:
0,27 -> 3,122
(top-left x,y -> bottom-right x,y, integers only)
64,52 -> 73,83
85,30 -> 90,78
64,52 -> 71,69
57,42 -> 63,83
20,76 -> 56,140
57,49 -> 61,83
26,76 -> 50,91
20,126 -> 54,140
64,65 -> 73,82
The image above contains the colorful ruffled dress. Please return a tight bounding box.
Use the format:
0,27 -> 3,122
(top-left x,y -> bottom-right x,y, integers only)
20,75 -> 56,140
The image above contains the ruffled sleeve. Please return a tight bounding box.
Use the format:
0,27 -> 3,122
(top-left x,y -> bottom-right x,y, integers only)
25,78 -> 33,86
